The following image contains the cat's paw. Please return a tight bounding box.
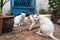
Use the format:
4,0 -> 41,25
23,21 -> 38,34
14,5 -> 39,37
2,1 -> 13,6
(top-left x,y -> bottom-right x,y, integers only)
20,23 -> 23,26
36,32 -> 43,35
14,24 -> 17,27
29,28 -> 32,31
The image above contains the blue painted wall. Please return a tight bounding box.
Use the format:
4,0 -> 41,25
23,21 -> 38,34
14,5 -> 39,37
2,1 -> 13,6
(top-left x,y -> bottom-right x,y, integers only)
10,0 -> 36,16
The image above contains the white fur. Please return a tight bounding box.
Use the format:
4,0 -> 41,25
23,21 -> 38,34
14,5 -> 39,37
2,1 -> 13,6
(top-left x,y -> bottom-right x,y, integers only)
28,15 -> 35,30
24,14 -> 41,30
33,15 -> 59,40
24,15 -> 35,30
24,14 -> 51,30
26,14 -> 59,40
24,17 -> 29,23
28,14 -> 39,30
14,13 -> 26,27
28,15 -> 49,30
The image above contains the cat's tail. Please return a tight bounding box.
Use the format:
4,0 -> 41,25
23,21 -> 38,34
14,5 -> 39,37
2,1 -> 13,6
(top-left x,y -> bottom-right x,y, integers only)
49,34 -> 59,40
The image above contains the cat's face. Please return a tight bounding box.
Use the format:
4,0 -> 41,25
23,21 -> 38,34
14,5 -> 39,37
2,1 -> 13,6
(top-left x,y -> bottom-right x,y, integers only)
24,17 -> 29,23
33,15 -> 39,21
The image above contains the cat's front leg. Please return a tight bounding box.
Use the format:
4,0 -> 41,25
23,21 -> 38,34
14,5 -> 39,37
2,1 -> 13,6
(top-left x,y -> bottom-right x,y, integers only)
36,26 -> 41,32
29,22 -> 35,30
36,27 -> 43,36
20,22 -> 23,26
18,22 -> 21,27
36,32 -> 44,36
18,24 -> 20,27
36,26 -> 43,35
14,24 -> 17,27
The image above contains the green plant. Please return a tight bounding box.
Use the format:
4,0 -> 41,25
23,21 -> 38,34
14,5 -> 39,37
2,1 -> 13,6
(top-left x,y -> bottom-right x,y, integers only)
49,0 -> 60,16
56,0 -> 60,16
55,7 -> 60,16
39,9 -> 46,14
49,0 -> 57,9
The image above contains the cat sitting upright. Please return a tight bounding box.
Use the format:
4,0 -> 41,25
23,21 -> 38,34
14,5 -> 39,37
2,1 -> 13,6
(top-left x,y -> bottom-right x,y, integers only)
24,14 -> 59,40
33,15 -> 59,40
14,12 -> 26,27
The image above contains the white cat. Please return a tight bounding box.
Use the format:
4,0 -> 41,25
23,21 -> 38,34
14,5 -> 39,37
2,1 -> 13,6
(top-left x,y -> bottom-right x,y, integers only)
29,14 -> 52,30
28,14 -> 36,30
24,14 -> 39,30
26,14 -> 59,40
14,13 -> 26,27
33,15 -> 59,40
24,14 -> 36,30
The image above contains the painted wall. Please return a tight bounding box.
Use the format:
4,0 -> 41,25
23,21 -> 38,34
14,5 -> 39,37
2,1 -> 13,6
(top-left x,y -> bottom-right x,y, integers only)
2,0 -> 49,16
2,1 -> 10,16
36,0 -> 49,13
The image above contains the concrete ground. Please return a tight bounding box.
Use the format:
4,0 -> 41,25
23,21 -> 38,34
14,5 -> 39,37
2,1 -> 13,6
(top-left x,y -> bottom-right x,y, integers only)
0,22 -> 60,40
